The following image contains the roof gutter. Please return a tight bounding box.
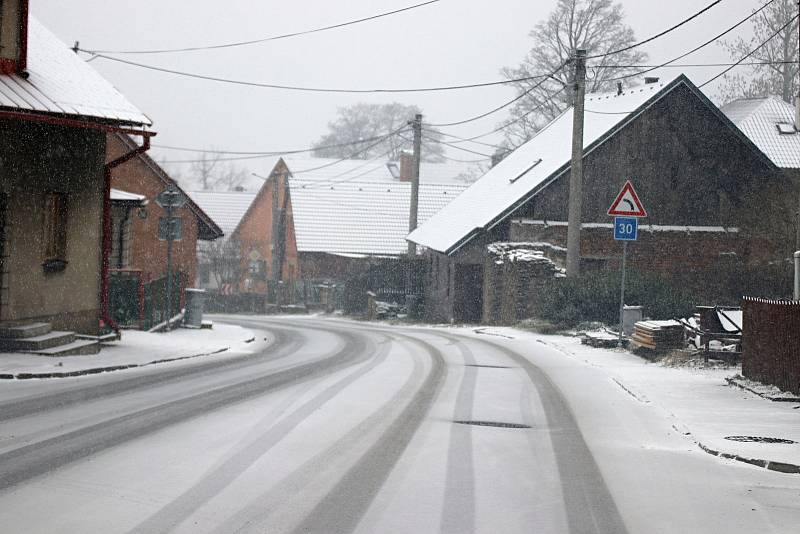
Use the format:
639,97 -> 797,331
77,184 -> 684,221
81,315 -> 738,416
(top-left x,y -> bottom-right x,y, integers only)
102,131 -> 155,333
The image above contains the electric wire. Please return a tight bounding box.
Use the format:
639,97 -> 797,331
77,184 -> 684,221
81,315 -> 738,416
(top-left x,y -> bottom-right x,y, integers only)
420,134 -> 492,158
81,51 -> 554,94
597,0 -> 779,83
585,0 -> 723,60
699,13 -> 800,88
292,126 -> 410,174
160,126 -> 408,164
426,62 -> 569,127
83,0 -> 444,55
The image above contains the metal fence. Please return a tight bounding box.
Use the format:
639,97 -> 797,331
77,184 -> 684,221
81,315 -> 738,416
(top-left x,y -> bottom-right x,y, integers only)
342,259 -> 425,314
109,269 -> 186,330
742,297 -> 800,395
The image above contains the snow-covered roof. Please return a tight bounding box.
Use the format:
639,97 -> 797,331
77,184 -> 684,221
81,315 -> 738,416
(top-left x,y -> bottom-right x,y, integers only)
290,179 -> 467,256
408,75 -> 728,254
110,188 -> 146,203
188,190 -> 257,236
0,16 -> 150,126
721,96 -> 800,169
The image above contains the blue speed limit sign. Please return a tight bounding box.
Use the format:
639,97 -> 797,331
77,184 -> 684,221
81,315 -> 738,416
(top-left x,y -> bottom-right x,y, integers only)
614,216 -> 638,241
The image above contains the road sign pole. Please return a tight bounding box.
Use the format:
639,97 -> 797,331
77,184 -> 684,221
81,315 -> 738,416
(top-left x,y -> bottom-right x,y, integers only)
165,197 -> 173,332
618,240 -> 627,348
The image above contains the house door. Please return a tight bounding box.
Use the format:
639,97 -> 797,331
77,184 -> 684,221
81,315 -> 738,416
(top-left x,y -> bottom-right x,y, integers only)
453,263 -> 484,323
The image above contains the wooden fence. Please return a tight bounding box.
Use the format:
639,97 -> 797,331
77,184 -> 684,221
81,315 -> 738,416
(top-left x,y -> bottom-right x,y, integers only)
742,297 -> 800,395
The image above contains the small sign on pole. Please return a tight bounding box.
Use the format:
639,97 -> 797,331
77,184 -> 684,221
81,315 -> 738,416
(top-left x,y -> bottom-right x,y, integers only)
608,181 -> 647,347
613,216 -> 638,241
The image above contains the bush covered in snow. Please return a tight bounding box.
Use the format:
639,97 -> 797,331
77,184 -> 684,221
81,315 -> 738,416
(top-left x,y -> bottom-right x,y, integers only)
530,270 -> 695,327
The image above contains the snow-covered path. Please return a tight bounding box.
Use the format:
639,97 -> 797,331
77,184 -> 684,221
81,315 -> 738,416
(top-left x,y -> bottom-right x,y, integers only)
0,316 -> 797,533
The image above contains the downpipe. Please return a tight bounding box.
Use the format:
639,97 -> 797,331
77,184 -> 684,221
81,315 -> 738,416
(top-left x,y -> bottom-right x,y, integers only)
794,251 -> 799,301
102,133 -> 154,333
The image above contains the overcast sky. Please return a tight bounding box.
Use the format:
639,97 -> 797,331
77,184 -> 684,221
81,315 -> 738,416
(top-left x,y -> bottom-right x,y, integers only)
34,0 -> 764,180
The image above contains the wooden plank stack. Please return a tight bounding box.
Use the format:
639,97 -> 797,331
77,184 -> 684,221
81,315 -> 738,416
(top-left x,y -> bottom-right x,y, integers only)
631,320 -> 683,350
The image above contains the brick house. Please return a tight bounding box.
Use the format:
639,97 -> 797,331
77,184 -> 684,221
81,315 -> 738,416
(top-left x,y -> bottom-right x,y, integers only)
193,157 -> 468,308
0,4 -> 154,339
409,74 -> 791,323
107,133 -> 223,288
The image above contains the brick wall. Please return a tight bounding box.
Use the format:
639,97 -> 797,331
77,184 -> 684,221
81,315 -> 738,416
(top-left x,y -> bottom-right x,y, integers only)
233,160 -> 299,294
511,220 -> 747,283
107,134 -> 200,287
742,297 -> 800,395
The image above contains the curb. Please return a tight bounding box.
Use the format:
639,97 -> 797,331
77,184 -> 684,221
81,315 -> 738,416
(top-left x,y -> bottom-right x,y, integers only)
725,376 -> 800,403
0,347 -> 231,380
697,441 -> 800,474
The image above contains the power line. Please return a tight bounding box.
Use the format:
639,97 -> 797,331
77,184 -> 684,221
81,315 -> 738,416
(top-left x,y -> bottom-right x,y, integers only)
421,134 -> 492,158
433,130 -> 505,150
292,126 -> 410,174
83,0 -> 444,55
427,62 -> 569,127
594,60 -> 799,69
700,13 -> 800,88
586,0 -> 723,60
430,85 -> 568,148
159,127 -> 408,164
154,131 -> 410,157
82,51 -> 552,94
599,0 -> 778,83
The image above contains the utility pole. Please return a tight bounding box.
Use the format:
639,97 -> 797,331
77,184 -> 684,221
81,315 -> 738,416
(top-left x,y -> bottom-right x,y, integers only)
408,113 -> 422,257
566,49 -> 587,278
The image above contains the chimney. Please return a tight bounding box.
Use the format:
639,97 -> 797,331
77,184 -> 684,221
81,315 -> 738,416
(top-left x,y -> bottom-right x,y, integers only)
0,0 -> 28,75
644,77 -> 660,85
617,82 -> 623,96
399,150 -> 414,182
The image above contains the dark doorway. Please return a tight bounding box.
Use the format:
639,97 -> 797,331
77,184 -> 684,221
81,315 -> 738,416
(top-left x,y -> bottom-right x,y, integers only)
453,263 -> 483,323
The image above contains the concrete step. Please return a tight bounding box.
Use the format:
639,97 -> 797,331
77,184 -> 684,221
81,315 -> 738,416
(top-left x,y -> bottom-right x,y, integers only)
0,322 -> 52,339
76,332 -> 120,343
0,331 -> 75,351
25,339 -> 100,357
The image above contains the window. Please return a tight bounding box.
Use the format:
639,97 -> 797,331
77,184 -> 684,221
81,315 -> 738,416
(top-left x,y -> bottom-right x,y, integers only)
42,192 -> 67,269
110,206 -> 133,268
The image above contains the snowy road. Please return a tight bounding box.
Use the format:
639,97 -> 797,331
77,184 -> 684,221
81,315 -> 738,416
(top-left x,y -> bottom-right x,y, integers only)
0,316 -> 797,533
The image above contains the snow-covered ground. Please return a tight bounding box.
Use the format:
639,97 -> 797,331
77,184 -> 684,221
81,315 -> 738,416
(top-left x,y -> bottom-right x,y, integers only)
0,323 -> 257,378
0,316 -> 798,533
451,325 -> 800,471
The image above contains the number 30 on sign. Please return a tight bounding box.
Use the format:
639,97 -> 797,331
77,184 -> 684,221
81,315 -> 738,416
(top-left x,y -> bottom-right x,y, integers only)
614,216 -> 638,241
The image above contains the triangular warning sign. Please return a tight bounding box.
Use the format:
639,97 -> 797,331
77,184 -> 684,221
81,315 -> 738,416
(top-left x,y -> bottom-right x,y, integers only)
607,180 -> 647,217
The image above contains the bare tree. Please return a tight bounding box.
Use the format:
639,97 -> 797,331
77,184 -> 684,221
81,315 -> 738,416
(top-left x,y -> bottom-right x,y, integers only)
312,102 -> 445,162
501,0 -> 647,148
199,238 -> 245,289
184,152 -> 247,191
717,0 -> 799,104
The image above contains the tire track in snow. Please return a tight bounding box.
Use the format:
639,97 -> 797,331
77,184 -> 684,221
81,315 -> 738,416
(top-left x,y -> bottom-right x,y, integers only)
459,333 -> 630,534
0,325 -> 302,422
0,327 -> 365,492
208,333 -> 427,534
288,329 -> 446,534
129,325 -> 388,534
440,339 -> 477,534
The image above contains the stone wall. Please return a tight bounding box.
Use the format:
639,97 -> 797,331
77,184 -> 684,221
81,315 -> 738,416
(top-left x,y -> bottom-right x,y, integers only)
483,242 -> 561,325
